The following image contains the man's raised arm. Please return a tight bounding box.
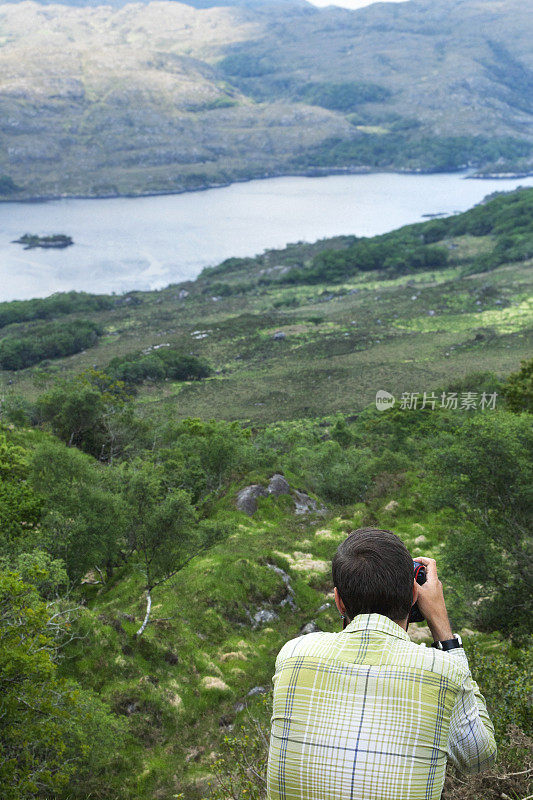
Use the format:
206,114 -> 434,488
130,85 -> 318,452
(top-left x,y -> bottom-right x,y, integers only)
415,556 -> 497,774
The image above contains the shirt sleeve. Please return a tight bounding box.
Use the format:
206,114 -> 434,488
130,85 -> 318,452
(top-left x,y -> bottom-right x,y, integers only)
446,649 -> 497,774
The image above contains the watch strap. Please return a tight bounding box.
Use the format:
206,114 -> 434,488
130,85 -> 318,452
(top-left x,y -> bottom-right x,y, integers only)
432,634 -> 463,651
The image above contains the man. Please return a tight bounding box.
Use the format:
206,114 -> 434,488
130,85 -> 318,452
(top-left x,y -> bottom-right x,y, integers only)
267,528 -> 497,800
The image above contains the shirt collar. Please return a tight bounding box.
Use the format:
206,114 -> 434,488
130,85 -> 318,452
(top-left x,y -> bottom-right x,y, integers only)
344,612 -> 411,642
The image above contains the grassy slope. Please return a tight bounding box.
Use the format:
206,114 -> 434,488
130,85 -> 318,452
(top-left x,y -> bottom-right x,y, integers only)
1,197 -> 531,798
0,0 -> 532,199
2,237 -> 531,422
59,470 -> 465,798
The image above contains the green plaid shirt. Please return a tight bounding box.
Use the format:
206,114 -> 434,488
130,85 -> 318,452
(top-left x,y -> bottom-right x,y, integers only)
267,613 -> 496,800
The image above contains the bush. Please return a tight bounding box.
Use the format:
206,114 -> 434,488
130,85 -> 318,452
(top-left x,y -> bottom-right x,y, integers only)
285,440 -> 375,505
427,413 -> 532,639
0,291 -> 115,329
501,357 -> 533,413
107,348 -> 211,387
296,81 -> 392,111
157,417 -> 257,501
0,572 -> 127,799
0,319 -> 101,370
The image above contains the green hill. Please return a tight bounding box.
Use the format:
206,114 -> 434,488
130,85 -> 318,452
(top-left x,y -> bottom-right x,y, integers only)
0,190 -> 531,800
0,0 -> 532,200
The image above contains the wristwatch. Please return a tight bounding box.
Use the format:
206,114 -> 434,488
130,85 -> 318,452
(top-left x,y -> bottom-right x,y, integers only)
432,633 -> 463,651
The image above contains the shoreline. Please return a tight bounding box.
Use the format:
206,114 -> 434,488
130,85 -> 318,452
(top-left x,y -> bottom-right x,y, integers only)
2,165 -> 532,205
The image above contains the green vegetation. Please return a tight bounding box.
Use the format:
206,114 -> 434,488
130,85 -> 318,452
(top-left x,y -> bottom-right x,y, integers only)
279,238 -> 448,284
0,291 -> 116,330
0,320 -> 101,370
0,190 -> 531,799
13,234 -> 73,250
0,391 -> 531,799
219,52 -> 275,78
502,357 -> 533,412
0,572 -> 127,800
294,134 -> 533,174
34,370 -> 146,458
0,175 -> 20,194
107,348 -> 211,388
294,81 -> 392,111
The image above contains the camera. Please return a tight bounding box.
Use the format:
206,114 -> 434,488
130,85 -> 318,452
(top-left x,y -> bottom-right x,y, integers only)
408,561 -> 427,623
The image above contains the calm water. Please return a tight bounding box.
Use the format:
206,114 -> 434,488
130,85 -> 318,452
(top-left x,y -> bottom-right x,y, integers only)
1,172 -> 532,301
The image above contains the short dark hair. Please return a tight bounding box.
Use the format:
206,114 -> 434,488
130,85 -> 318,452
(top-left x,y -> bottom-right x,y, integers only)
332,527 -> 413,622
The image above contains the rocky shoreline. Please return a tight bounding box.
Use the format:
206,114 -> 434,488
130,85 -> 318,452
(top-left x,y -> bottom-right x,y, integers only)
2,164 -> 532,205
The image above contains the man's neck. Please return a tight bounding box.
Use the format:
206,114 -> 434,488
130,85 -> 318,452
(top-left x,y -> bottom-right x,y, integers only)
343,614 -> 409,632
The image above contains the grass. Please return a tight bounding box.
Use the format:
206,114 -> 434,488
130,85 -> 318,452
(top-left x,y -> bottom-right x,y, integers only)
0,197 -> 530,799
55,462 -> 514,797
2,233 -> 531,425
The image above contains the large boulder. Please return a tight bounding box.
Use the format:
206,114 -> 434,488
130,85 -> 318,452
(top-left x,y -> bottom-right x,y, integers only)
236,479 -> 326,517
236,484 -> 268,515
268,473 -> 291,496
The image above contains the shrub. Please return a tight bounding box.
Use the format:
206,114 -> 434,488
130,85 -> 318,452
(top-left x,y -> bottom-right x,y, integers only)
0,319 -> 100,370
296,81 -> 392,111
0,291 -> 115,329
107,348 -> 211,387
0,572 -> 127,799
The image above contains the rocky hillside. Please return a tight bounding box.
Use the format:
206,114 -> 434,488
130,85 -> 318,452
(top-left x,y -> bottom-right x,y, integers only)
0,0 -> 532,199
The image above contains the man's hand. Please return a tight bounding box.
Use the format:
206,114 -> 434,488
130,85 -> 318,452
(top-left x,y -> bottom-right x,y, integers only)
414,556 -> 453,642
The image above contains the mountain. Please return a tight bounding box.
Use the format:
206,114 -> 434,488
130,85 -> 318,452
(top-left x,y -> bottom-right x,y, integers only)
0,0 -> 532,199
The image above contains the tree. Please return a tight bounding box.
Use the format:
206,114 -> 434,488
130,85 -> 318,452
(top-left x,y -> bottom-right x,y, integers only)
0,572 -> 126,799
427,413 -> 532,639
0,430 -> 42,561
120,460 -> 226,635
35,370 -> 143,460
157,418 -> 256,503
502,357 -> 533,413
36,380 -> 106,450
30,439 -> 128,581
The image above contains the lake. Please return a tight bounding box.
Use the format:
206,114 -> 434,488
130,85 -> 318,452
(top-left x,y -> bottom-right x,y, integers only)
1,171 -> 532,301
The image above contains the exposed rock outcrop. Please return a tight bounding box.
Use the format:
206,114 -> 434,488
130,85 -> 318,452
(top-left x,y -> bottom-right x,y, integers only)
268,473 -> 290,496
293,490 -> 325,516
236,475 -> 325,517
236,484 -> 268,516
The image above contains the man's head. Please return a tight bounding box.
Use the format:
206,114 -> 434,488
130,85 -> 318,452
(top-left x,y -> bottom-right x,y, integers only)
332,527 -> 414,624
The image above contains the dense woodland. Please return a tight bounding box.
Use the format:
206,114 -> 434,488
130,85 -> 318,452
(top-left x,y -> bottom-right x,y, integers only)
0,190 -> 531,799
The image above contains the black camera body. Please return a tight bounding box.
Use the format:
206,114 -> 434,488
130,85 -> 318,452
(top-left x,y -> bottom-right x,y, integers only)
408,561 -> 427,623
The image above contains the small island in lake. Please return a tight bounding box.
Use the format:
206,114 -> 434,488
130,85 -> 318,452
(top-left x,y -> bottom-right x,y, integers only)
12,233 -> 73,249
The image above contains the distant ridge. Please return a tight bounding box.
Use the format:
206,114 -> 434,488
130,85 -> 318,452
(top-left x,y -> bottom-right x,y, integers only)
0,0 -> 531,199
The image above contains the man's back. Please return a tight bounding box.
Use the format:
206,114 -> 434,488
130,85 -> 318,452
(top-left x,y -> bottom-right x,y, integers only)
267,613 -> 496,800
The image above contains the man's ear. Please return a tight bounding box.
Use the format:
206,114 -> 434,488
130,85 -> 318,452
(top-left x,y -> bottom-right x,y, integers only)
334,587 -> 346,615
412,580 -> 419,605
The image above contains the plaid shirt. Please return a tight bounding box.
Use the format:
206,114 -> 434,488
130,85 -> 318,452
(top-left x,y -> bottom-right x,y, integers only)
267,613 -> 496,800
